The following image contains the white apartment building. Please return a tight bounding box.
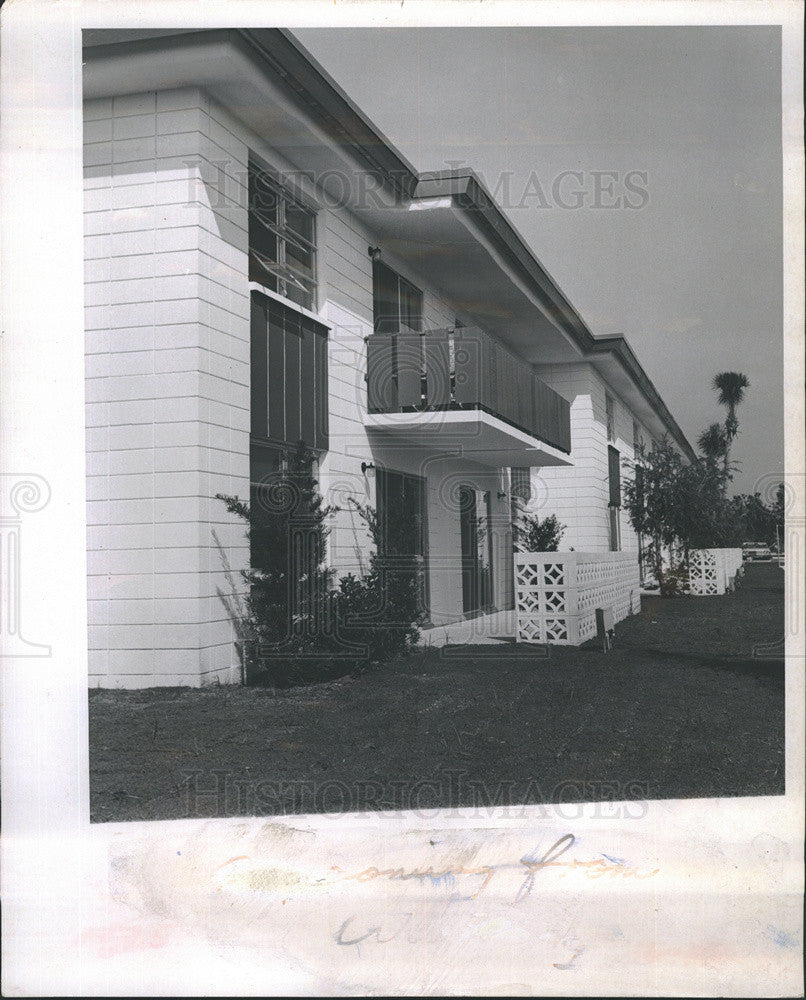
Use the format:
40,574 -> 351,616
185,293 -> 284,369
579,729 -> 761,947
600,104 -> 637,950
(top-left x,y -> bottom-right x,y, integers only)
83,29 -> 694,686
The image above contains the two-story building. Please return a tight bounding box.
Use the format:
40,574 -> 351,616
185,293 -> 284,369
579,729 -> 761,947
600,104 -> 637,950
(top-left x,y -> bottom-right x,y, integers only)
83,28 -> 694,687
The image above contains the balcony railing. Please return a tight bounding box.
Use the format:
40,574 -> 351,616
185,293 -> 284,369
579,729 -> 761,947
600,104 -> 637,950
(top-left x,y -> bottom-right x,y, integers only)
366,326 -> 572,454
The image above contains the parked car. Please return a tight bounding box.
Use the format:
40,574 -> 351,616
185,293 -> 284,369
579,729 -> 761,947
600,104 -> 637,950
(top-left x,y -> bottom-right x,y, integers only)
742,541 -> 772,562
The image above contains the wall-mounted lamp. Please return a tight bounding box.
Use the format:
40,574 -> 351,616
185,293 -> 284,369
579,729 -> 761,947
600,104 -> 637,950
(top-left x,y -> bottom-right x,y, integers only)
367,246 -> 382,261
361,461 -> 376,475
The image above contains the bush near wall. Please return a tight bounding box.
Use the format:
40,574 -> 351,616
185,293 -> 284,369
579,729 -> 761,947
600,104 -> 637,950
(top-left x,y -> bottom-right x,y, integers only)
217,445 -> 423,686
622,438 -> 766,596
515,512 -> 566,553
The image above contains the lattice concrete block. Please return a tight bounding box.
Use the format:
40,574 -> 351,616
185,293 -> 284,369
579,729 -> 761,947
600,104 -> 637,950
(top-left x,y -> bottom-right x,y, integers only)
515,551 -> 640,646
688,548 -> 743,596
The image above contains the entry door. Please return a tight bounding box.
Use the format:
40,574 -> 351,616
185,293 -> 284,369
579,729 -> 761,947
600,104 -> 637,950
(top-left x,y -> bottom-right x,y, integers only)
460,487 -> 494,615
376,468 -> 429,616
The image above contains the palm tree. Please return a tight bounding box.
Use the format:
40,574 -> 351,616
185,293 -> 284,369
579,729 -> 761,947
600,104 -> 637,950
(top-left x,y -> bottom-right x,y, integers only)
712,371 -> 750,471
697,422 -> 728,463
713,371 -> 750,442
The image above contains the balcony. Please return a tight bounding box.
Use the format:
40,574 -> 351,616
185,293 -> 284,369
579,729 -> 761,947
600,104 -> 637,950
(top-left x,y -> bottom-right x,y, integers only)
365,327 -> 572,468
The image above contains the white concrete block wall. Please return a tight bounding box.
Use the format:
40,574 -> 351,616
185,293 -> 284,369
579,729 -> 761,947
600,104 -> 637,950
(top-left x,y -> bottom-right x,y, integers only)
84,88 -> 251,687
531,363 -> 643,555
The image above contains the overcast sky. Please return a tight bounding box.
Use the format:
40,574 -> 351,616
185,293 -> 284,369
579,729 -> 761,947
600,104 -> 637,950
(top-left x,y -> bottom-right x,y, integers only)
293,26 -> 783,496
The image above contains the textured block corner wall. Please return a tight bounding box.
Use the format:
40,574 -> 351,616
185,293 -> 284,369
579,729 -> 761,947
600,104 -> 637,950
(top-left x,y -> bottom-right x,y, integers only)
84,89 -> 251,687
531,363 -> 642,555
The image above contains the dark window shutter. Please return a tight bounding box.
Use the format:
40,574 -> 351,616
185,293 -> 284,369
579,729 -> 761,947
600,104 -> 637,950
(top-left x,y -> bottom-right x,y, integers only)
300,318 -> 316,447
608,445 -> 621,506
283,308 -> 302,445
250,294 -> 268,437
313,324 -> 328,450
252,291 -> 328,453
266,299 -> 286,443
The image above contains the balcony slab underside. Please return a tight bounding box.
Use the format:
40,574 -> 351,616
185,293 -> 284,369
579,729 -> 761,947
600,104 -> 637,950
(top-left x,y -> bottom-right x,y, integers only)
364,409 -> 573,468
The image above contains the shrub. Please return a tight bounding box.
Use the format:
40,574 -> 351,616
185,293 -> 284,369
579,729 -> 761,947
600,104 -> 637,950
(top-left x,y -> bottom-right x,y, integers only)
335,500 -> 425,665
515,512 -> 566,552
659,561 -> 690,598
217,450 -> 423,686
217,442 -> 339,686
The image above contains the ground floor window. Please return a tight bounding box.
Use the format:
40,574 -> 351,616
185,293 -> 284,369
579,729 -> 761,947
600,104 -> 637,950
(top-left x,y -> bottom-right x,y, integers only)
608,443 -> 622,552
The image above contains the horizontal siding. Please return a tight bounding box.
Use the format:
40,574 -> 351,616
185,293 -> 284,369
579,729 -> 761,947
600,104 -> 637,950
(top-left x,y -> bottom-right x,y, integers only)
531,363 -> 646,554
84,89 -> 250,687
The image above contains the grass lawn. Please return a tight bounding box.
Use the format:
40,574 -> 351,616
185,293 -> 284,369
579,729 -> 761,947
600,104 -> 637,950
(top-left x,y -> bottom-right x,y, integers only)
89,563 -> 785,822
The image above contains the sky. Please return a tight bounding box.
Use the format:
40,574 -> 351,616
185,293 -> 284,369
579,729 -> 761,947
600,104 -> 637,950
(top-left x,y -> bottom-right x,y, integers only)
292,26 -> 784,496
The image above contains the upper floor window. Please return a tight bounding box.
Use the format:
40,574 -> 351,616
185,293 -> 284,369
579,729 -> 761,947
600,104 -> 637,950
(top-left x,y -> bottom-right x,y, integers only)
373,259 -> 423,333
249,158 -> 316,310
605,393 -> 616,442
633,419 -> 642,456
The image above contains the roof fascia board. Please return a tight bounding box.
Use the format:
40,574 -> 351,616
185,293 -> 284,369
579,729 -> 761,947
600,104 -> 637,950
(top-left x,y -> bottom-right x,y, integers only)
588,341 -> 696,460
239,29 -> 419,201
417,171 -> 694,460
83,29 -> 419,204
83,29 -> 693,461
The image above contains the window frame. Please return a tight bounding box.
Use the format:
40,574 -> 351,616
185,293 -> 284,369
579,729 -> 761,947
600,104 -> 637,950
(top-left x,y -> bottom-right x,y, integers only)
605,393 -> 616,443
372,259 -> 424,334
632,419 -> 642,456
249,157 -> 318,311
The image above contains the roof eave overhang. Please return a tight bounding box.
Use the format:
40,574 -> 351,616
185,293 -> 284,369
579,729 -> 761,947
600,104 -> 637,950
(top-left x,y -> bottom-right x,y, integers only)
415,171 -> 598,355
414,174 -> 695,459
586,340 -> 697,461
83,28 -> 419,204
83,31 -> 695,462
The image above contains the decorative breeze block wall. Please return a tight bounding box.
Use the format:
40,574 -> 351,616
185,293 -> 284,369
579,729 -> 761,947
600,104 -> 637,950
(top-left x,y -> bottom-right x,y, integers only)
515,551 -> 640,645
688,548 -> 744,596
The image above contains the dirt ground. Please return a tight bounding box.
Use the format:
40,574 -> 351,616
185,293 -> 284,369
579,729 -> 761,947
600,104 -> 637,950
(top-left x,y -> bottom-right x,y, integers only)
89,562 -> 785,822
